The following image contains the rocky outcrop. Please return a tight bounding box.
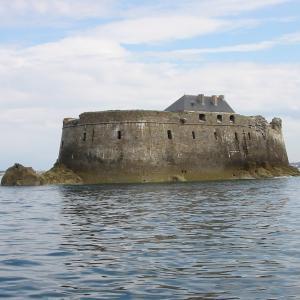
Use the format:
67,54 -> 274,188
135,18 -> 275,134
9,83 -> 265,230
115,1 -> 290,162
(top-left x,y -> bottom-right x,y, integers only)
1,163 -> 42,186
236,162 -> 300,179
1,163 -> 82,186
41,164 -> 83,185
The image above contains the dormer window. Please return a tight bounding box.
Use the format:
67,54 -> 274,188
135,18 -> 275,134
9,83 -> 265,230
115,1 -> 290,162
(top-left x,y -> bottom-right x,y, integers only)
230,115 -> 235,124
217,115 -> 223,123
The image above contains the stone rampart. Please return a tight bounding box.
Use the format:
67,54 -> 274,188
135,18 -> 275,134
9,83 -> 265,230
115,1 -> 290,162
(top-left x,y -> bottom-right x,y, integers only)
58,110 -> 289,183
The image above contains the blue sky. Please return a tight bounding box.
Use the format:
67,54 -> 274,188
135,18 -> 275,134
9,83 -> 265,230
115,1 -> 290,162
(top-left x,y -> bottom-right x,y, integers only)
0,0 -> 300,169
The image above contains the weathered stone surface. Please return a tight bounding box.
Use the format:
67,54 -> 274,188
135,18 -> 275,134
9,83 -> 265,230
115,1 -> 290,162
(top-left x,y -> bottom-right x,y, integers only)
1,163 -> 83,186
241,162 -> 300,179
1,163 -> 42,186
41,164 -> 83,185
57,110 -> 299,184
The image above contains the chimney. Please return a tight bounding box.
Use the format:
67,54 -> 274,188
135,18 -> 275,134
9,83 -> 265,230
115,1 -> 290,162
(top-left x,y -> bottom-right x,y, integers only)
218,95 -> 224,101
212,95 -> 218,106
197,94 -> 205,105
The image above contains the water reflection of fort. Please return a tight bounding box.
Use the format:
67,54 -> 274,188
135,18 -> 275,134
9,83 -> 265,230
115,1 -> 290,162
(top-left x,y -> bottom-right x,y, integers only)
57,180 -> 290,298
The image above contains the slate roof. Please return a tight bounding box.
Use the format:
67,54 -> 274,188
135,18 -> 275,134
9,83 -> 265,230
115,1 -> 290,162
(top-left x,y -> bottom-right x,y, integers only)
164,95 -> 235,113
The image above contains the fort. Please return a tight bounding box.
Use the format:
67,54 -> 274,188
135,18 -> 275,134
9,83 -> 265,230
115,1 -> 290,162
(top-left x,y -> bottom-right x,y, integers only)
56,94 -> 297,184
2,93 -> 298,186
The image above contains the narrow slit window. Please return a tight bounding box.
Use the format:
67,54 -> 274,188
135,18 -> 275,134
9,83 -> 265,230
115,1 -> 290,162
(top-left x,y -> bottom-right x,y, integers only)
192,131 -> 196,139
118,130 -> 122,139
235,132 -> 239,141
248,132 -> 251,140
167,130 -> 172,139
83,132 -> 87,141
214,131 -> 218,140
230,115 -> 235,124
217,115 -> 223,123
199,114 -> 206,121
92,128 -> 95,142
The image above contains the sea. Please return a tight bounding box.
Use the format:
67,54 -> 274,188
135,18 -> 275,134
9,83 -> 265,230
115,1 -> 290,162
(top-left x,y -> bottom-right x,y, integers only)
1,175 -> 300,300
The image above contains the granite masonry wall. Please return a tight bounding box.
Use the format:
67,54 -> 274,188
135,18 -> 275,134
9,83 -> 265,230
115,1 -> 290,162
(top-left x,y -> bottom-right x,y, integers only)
58,110 -> 289,183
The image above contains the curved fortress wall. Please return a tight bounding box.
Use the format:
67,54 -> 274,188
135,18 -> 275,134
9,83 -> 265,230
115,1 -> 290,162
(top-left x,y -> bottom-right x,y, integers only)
58,110 -> 289,183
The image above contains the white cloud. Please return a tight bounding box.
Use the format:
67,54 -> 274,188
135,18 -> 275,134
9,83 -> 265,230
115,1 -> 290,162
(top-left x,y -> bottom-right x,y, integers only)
0,0 -> 115,20
0,0 -> 290,28
141,31 -> 300,60
90,15 -> 228,44
179,0 -> 290,17
119,0 -> 289,19
0,33 -> 300,168
0,0 -> 299,169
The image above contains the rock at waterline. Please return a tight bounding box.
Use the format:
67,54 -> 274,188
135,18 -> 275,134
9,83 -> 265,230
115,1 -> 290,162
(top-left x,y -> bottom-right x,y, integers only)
41,164 -> 83,185
1,163 -> 83,186
1,163 -> 42,186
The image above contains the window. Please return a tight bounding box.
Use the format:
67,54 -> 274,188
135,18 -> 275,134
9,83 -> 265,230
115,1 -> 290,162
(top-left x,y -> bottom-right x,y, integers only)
235,132 -> 239,141
199,114 -> 206,121
248,132 -> 251,140
180,118 -> 186,124
118,131 -> 122,139
192,131 -> 196,139
167,130 -> 172,139
230,115 -> 235,124
214,131 -> 218,140
217,115 -> 223,123
92,128 -> 95,142
83,132 -> 87,141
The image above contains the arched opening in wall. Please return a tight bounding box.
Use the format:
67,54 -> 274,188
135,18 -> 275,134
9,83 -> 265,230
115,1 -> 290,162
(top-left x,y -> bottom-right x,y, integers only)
167,130 -> 173,139
230,115 -> 235,124
217,115 -> 223,123
118,131 -> 122,139
235,132 -> 239,141
83,132 -> 87,142
214,131 -> 218,140
199,114 -> 206,122
248,132 -> 251,140
192,131 -> 196,139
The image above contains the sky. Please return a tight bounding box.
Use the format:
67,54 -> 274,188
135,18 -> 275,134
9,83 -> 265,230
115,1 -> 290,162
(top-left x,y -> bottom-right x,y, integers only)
0,0 -> 300,170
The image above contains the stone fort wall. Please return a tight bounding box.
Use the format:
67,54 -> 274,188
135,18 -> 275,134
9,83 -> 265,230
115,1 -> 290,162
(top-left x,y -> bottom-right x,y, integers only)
58,110 -> 289,183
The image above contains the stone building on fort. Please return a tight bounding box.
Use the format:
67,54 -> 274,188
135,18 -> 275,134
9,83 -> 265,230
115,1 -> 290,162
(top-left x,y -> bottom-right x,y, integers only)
57,94 -> 292,184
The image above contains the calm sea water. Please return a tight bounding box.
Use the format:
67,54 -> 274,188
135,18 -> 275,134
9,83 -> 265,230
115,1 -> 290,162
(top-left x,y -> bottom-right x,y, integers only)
1,177 -> 300,300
